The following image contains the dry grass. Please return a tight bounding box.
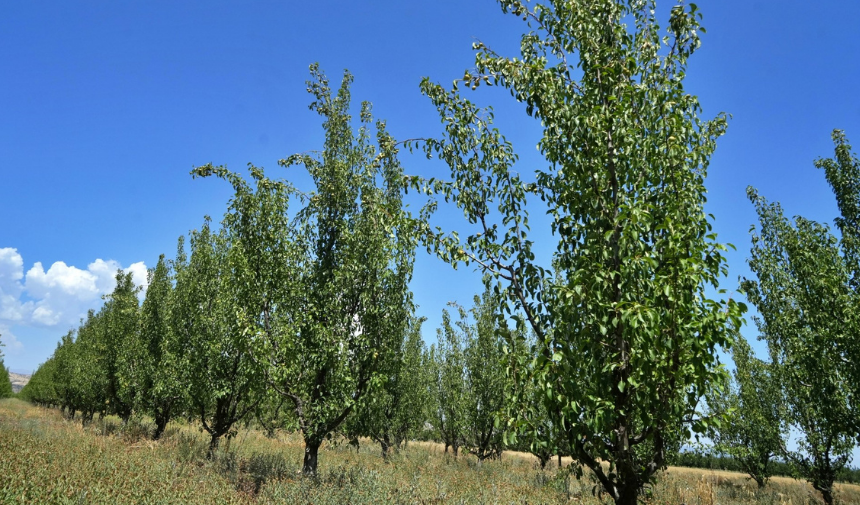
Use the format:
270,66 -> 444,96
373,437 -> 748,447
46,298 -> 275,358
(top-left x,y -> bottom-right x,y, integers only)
1,399 -> 858,504
665,465 -> 860,505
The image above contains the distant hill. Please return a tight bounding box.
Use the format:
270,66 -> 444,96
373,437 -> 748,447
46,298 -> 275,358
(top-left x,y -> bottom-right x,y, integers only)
9,372 -> 30,394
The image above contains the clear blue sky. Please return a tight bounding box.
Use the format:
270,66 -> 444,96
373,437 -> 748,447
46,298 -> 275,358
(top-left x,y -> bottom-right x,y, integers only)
2,0 -> 859,380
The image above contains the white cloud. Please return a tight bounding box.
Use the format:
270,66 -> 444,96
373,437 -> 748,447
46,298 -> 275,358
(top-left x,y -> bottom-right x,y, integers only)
0,247 -> 148,333
0,248 -> 29,322
25,260 -> 103,301
125,261 -> 149,300
25,260 -> 112,327
0,290 -> 29,322
87,258 -> 125,294
31,306 -> 59,326
0,248 -> 24,285
0,325 -> 24,356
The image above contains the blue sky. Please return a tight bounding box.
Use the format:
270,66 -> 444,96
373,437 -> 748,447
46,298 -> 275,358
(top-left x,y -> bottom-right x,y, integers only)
1,0 -> 859,380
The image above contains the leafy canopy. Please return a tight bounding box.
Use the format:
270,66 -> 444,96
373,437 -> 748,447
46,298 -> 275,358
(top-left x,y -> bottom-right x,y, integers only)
407,1 -> 744,502
194,65 -> 416,475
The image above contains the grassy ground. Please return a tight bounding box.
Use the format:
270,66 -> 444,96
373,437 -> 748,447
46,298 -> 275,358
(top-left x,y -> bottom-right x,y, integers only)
1,399 -> 858,504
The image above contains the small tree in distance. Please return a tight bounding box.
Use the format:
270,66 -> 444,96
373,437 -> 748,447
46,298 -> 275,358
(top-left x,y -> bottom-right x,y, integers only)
347,315 -> 429,460
0,338 -> 13,399
708,335 -> 785,487
462,288 -> 507,462
430,306 -> 468,457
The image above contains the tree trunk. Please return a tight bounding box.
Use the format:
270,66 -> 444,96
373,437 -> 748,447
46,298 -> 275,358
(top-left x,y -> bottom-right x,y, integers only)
613,473 -> 642,505
153,416 -> 169,441
614,488 -> 639,505
815,484 -> 834,505
207,433 -> 220,459
303,441 -> 321,476
380,434 -> 391,462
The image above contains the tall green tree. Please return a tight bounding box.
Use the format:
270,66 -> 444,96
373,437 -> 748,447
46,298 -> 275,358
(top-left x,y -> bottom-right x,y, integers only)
708,335 -> 786,487
388,317 -> 431,450
51,331 -> 80,419
407,1 -> 744,502
0,363 -> 13,399
193,66 -> 416,475
102,271 -> 141,423
430,307 -> 469,457
462,288 -> 507,462
815,130 -> 860,429
743,181 -> 856,505
134,255 -> 185,440
0,338 -> 13,399
348,315 -> 429,460
72,309 -> 110,422
173,221 -> 263,456
19,356 -> 58,406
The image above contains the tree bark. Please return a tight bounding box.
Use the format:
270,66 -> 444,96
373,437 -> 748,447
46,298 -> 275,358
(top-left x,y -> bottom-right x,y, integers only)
303,441 -> 321,476
611,466 -> 645,505
153,416 -> 169,441
614,484 -> 640,505
380,434 -> 391,462
207,433 -> 220,459
814,483 -> 834,505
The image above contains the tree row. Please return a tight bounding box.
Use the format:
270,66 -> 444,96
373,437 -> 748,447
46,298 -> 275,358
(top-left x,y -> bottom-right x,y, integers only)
14,2 -> 860,505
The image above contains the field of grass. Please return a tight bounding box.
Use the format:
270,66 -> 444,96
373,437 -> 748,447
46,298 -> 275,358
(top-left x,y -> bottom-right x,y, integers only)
1,399 -> 858,504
